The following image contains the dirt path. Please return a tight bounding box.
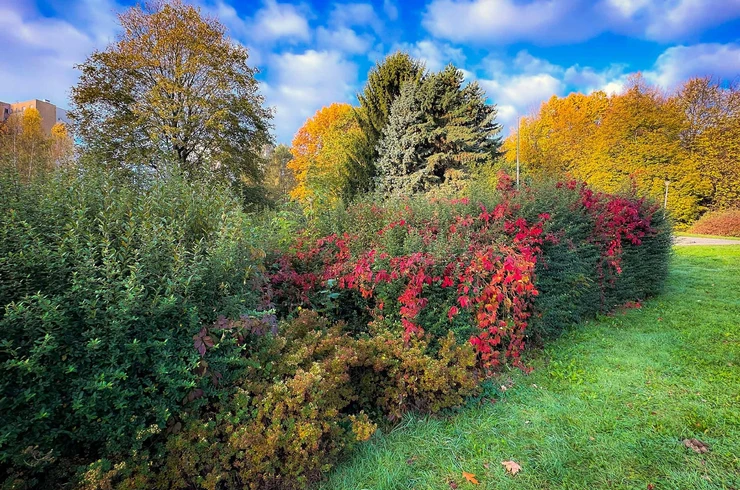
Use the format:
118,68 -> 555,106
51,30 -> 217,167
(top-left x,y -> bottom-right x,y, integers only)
673,236 -> 740,245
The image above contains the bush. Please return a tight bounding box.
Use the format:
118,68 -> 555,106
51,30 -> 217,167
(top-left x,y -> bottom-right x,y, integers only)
689,209 -> 740,237
79,311 -> 478,489
0,168 -> 268,485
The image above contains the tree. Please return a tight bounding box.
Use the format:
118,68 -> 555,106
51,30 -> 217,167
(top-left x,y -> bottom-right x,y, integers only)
50,123 -> 75,167
263,144 -> 296,200
355,52 -> 425,175
69,0 -> 272,188
676,77 -> 740,209
288,103 -> 364,209
376,64 -> 501,194
0,108 -> 54,180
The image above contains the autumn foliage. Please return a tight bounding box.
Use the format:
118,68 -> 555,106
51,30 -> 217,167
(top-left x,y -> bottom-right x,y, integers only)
504,75 -> 740,224
688,209 -> 740,237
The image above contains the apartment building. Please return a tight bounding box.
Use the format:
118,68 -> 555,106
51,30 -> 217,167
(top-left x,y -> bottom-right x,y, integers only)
0,99 -> 71,134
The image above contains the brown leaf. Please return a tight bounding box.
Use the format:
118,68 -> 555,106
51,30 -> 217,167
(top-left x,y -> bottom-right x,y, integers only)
448,481 -> 458,489
482,462 -> 490,469
501,460 -> 522,475
683,438 -> 710,454
462,472 -> 479,485
406,457 -> 416,465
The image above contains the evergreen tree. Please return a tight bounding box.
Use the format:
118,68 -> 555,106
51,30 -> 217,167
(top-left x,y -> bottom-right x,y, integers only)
354,52 -> 425,185
377,65 -> 501,194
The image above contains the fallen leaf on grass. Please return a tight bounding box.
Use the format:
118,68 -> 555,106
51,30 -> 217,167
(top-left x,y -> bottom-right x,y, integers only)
406,457 -> 416,465
501,460 -> 521,475
683,438 -> 710,454
462,472 -> 479,484
483,463 -> 490,469
448,480 -> 458,489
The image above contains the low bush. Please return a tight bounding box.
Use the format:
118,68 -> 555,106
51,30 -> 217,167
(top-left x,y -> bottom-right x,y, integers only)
688,208 -> 740,237
79,311 -> 478,489
0,169 -> 268,486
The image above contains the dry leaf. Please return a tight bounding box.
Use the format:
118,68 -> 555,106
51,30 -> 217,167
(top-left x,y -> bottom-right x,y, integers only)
462,472 -> 479,485
407,457 -> 417,465
482,462 -> 490,470
448,480 -> 458,489
683,438 -> 710,454
501,460 -> 521,475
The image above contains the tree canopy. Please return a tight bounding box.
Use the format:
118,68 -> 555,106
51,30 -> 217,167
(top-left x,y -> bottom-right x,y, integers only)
288,103 -> 364,209
69,0 -> 272,188
504,75 -> 739,223
376,64 -> 501,194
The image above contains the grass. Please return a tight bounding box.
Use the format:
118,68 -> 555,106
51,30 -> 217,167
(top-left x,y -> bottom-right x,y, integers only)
322,246 -> 740,489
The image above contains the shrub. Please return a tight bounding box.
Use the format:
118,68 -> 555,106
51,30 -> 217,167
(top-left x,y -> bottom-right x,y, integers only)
689,209 -> 740,237
0,168 -> 268,485
79,311 -> 478,489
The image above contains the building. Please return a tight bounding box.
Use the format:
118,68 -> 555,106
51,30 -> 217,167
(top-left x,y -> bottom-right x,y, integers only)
0,99 -> 71,134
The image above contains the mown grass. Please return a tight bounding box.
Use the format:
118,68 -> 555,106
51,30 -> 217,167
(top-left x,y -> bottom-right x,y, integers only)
322,246 -> 740,489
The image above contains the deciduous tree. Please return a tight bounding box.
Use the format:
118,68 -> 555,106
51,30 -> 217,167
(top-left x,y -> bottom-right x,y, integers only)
69,0 -> 272,189
288,103 -> 364,209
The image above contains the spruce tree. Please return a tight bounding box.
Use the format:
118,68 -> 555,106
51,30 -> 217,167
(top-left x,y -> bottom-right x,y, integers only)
377,64 -> 501,194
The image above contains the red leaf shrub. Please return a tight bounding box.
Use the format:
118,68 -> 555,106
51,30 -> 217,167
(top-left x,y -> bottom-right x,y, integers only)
689,209 -> 740,237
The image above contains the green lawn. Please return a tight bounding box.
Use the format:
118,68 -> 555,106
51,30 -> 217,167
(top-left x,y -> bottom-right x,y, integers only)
322,246 -> 740,489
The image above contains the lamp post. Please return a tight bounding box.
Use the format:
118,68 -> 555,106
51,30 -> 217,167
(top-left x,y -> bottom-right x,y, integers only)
664,179 -> 670,209
516,116 -> 520,190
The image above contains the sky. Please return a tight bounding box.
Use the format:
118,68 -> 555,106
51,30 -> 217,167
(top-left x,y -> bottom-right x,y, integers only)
2,0 -> 740,143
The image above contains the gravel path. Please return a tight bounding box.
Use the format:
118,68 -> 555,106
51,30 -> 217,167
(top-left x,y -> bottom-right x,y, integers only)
673,236 -> 740,246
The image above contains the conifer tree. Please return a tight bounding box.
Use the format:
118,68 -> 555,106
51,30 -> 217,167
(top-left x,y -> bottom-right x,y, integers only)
377,65 -> 501,194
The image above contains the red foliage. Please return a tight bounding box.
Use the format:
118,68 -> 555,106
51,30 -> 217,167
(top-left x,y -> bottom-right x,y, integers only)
268,173 -> 660,372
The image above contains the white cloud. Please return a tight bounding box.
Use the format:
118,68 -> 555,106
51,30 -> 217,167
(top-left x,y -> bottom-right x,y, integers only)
423,0 -> 600,45
250,0 -> 311,43
646,43 -> 740,90
0,2 -> 117,108
329,3 -> 383,32
262,50 -> 358,142
422,0 -> 740,45
394,39 -> 465,72
479,73 -> 565,129
316,26 -> 373,54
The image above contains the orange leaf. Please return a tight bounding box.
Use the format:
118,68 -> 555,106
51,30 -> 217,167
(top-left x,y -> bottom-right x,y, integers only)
462,471 -> 479,485
501,460 -> 521,475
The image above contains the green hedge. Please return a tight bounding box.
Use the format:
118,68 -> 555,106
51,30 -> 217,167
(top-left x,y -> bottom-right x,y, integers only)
0,169 -> 266,485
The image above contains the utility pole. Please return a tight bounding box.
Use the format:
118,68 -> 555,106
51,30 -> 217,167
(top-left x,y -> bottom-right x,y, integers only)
516,116 -> 520,189
664,179 -> 670,209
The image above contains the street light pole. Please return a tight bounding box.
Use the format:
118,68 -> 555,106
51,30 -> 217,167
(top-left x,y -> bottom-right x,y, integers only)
516,116 -> 520,190
664,179 -> 670,209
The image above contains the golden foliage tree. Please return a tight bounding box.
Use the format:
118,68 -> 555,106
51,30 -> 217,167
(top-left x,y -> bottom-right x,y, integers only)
504,74 -> 737,223
70,0 -> 271,186
0,108 -> 63,180
288,103 -> 363,208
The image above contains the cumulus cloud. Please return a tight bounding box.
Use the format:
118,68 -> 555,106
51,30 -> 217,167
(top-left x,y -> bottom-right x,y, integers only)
328,3 -> 383,33
0,1 -> 118,107
393,39 -> 465,72
646,43 -> 740,90
249,0 -> 311,43
316,26 -> 373,54
422,0 -> 740,45
262,50 -> 358,142
423,0 -> 601,45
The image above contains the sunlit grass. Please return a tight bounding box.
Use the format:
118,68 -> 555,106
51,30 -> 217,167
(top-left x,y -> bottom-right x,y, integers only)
322,246 -> 740,489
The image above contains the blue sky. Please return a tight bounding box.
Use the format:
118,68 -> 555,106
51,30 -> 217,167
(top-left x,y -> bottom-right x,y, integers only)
2,0 -> 740,143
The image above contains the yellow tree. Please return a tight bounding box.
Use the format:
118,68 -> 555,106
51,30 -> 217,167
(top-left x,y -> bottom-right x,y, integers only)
288,103 -> 363,209
676,77 -> 740,210
50,123 -> 75,167
0,108 -> 53,180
